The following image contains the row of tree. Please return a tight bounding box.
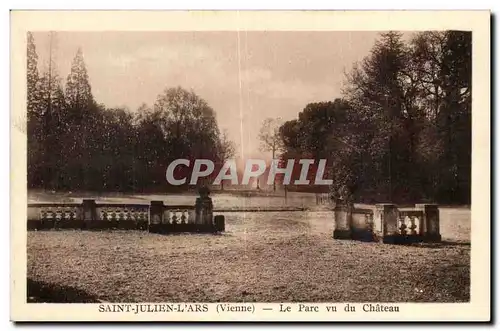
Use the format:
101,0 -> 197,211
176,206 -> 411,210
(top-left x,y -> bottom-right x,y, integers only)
27,32 -> 235,192
272,31 -> 471,204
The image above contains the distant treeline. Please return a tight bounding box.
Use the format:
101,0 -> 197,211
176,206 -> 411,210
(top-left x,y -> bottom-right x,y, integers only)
277,31 -> 471,204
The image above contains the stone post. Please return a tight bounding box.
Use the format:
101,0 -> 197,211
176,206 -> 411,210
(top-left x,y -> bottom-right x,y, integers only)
82,199 -> 97,229
416,204 -> 441,242
195,186 -> 214,226
375,204 -> 399,244
195,198 -> 203,225
214,215 -> 225,232
149,200 -> 164,232
333,198 -> 352,239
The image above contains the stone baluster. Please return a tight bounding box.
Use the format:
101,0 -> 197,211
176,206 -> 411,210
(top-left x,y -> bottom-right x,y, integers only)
409,216 -> 417,235
399,215 -> 407,235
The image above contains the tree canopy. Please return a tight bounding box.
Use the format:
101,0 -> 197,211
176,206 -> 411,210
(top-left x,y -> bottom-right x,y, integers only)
278,31 -> 471,204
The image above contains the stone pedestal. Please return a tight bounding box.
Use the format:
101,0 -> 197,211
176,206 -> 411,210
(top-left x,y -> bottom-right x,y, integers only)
333,199 -> 352,239
196,197 -> 213,225
195,186 -> 214,226
150,201 -> 164,223
416,203 -> 441,242
82,199 -> 97,229
375,204 -> 399,244
149,200 -> 164,232
214,215 -> 225,232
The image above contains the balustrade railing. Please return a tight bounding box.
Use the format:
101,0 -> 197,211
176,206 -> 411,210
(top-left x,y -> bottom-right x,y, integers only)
27,196 -> 224,233
397,209 -> 424,236
333,201 -> 441,244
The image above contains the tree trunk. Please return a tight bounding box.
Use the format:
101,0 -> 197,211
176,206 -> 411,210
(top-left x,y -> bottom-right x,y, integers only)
272,145 -> 276,192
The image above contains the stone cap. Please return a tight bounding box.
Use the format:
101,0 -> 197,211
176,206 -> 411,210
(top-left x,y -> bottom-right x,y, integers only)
415,203 -> 439,209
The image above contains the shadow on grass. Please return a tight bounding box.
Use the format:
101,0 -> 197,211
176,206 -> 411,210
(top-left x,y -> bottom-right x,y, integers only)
346,232 -> 471,249
27,278 -> 100,303
149,230 -> 228,237
403,240 -> 471,249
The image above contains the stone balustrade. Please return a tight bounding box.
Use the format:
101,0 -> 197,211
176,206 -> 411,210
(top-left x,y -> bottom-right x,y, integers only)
27,191 -> 224,234
333,199 -> 441,244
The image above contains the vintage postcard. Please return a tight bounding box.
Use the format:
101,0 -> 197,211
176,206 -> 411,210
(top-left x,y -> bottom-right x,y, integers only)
10,10 -> 490,322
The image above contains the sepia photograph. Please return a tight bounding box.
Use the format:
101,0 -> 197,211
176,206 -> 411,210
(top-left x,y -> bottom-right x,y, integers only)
10,10 -> 490,322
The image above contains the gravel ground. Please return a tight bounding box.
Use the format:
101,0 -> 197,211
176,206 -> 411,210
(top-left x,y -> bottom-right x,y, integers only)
27,210 -> 470,303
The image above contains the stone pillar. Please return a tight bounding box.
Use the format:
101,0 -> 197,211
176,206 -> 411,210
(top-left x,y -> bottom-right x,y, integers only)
149,200 -> 164,232
372,207 -> 383,239
82,199 -> 97,229
416,204 -> 441,242
195,186 -> 213,226
375,204 -> 399,244
333,198 -> 352,239
195,197 -> 213,225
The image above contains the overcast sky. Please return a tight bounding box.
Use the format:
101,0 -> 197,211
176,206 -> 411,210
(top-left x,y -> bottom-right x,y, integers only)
32,31 -> 412,159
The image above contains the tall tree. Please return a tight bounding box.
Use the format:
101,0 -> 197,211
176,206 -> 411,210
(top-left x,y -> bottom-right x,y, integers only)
343,31 -> 414,202
216,130 -> 236,190
134,103 -> 170,190
27,32 -> 40,118
27,32 -> 42,187
437,31 -> 472,203
258,117 -> 283,192
408,31 -> 471,203
65,48 -> 94,111
64,47 -> 97,189
279,99 -> 352,195
153,86 -> 222,188
32,32 -> 69,189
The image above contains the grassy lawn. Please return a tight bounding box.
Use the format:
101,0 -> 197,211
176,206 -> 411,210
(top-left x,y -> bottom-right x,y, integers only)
27,210 -> 470,303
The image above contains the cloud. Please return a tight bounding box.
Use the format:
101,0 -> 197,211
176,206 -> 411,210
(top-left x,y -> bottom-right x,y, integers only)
106,43 -> 218,69
240,67 -> 335,104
